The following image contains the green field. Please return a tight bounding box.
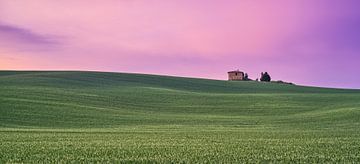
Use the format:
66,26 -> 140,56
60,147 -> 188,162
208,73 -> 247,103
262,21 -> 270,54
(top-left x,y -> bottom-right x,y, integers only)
1,71 -> 360,163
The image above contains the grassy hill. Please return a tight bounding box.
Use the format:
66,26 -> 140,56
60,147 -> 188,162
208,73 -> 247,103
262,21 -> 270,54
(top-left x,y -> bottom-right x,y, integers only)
1,71 -> 360,163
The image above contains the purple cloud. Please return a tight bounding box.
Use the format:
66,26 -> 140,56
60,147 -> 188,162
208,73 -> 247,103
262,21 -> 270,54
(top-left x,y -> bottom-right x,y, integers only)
0,22 -> 60,51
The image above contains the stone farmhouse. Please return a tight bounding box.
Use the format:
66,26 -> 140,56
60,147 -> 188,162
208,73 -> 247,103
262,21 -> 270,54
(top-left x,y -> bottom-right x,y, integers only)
228,70 -> 245,81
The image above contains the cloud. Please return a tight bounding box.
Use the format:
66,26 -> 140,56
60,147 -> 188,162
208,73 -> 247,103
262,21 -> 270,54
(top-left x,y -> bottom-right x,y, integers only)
0,22 -> 60,51
0,1 -> 325,58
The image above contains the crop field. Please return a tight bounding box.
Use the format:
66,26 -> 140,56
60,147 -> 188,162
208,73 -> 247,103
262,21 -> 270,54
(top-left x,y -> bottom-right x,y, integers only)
1,71 -> 360,163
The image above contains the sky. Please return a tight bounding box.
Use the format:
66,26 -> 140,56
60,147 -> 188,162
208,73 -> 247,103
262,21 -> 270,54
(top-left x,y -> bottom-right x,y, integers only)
0,0 -> 359,88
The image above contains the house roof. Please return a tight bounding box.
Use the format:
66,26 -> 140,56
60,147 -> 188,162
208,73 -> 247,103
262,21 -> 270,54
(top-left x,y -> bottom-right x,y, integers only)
228,70 -> 244,73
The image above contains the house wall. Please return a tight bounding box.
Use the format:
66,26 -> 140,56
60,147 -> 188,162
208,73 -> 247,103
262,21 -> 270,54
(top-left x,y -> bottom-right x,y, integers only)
228,72 -> 244,81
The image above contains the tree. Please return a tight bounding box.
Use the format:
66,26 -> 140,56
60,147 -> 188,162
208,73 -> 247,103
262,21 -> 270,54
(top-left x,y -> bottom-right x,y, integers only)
244,73 -> 249,81
260,72 -> 271,82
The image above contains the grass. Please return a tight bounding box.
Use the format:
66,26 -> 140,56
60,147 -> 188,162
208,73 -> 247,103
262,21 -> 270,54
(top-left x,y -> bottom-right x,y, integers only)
0,71 -> 360,163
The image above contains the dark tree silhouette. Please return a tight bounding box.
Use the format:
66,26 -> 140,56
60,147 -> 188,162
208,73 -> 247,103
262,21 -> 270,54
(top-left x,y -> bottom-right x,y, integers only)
244,73 -> 249,81
260,72 -> 271,82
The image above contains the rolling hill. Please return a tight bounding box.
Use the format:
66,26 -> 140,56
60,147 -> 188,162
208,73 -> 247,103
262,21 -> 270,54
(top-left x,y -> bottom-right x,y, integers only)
0,71 -> 360,163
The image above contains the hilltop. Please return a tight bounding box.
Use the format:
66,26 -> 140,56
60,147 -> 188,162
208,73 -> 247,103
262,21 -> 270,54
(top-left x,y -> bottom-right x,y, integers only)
0,71 -> 359,130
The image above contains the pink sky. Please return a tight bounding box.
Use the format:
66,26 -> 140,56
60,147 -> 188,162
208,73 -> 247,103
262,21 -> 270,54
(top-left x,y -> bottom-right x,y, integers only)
0,0 -> 359,88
